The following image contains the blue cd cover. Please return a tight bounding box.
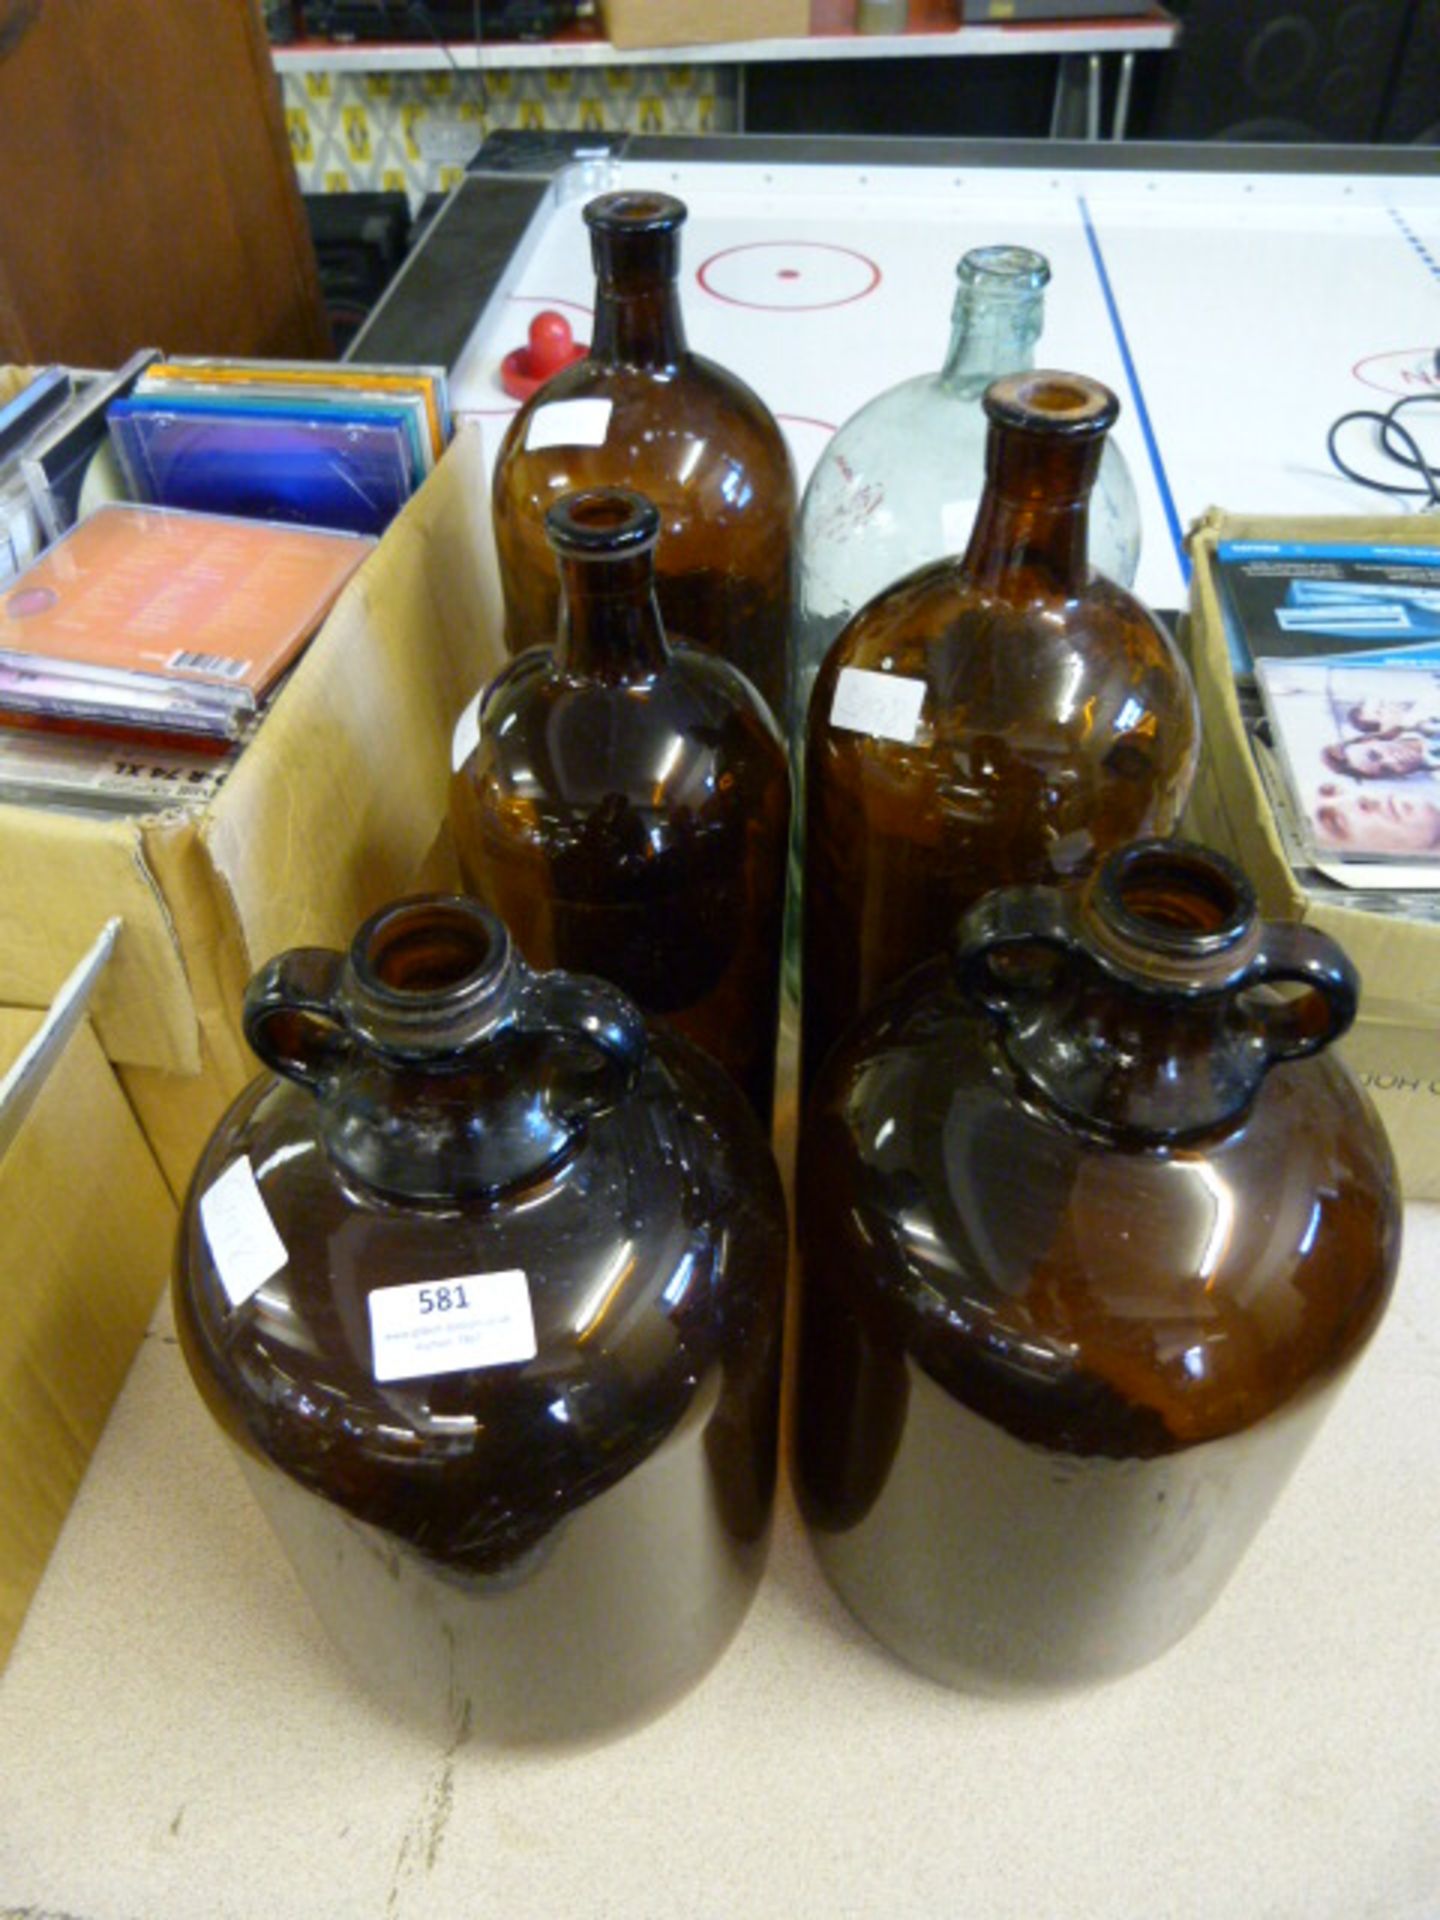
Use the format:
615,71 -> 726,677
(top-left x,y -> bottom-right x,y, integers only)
1216,540 -> 1440,676
107,400 -> 415,537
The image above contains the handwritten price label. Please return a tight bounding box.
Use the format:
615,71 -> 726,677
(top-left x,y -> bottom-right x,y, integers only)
199,1157 -> 288,1309
829,666 -> 927,745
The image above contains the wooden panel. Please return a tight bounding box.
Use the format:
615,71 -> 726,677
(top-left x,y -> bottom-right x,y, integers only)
0,0 -> 332,363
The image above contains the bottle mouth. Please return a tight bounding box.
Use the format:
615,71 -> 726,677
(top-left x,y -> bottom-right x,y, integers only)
344,895 -> 515,1049
956,245 -> 1051,296
1094,841 -> 1255,960
546,487 -> 661,559
983,369 -> 1119,438
583,191 -> 687,238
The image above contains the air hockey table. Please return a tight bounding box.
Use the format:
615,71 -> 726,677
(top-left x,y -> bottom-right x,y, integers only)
357,129 -> 1440,626
1,135 -> 1437,1920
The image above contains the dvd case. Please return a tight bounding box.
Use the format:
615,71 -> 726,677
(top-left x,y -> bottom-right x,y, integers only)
0,721 -> 236,816
19,349 -> 159,541
141,358 -> 452,462
126,378 -> 434,488
0,367 -> 73,466
108,398 -> 416,537
0,504 -> 373,739
1256,654 -> 1440,866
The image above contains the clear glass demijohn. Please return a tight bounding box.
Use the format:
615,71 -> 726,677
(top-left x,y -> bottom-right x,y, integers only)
791,245 -> 1141,743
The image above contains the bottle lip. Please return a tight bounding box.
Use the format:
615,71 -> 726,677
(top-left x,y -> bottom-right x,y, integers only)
983,369 -> 1120,438
583,191 -> 688,238
546,487 -> 661,559
1091,840 -> 1257,964
956,245 -> 1051,294
342,894 -> 516,1049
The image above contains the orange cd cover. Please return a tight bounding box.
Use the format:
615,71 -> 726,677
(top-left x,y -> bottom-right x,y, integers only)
0,504 -> 374,705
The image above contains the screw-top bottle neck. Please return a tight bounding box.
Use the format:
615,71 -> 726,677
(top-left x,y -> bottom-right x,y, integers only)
939,245 -> 1050,394
242,894 -> 649,1199
336,895 -> 517,1056
961,370 -> 1117,598
585,191 -> 689,370
549,488 -> 671,682
956,841 -> 1358,1142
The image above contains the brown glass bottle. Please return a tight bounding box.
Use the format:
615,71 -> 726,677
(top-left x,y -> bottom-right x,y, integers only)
491,191 -> 796,725
795,839 -> 1402,1690
801,370 -> 1199,1092
453,487 -> 789,1127
173,895 -> 788,1744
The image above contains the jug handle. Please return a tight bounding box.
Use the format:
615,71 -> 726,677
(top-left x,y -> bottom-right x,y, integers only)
526,970 -> 648,1122
956,890 -> 1357,1066
1232,923 -> 1358,1063
244,948 -> 351,1091
955,887 -> 1078,1016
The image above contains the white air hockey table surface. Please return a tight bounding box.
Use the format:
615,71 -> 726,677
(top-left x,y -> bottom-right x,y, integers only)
429,136 -> 1440,617
2,137 -> 1438,1920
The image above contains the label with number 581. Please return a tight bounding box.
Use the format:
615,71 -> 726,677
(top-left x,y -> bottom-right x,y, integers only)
367,1270 -> 537,1384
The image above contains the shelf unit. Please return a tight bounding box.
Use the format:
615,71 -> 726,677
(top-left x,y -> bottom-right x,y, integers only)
270,3 -> 1178,75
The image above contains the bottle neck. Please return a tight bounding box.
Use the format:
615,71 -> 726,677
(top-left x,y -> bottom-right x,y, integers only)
957,843 -> 1358,1143
554,549 -> 670,681
1025,982 -> 1255,1143
590,274 -> 687,369
939,291 -> 1043,393
245,897 -> 648,1200
961,423 -> 1103,599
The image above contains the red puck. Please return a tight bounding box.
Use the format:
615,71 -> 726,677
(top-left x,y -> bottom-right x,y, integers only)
499,310 -> 589,400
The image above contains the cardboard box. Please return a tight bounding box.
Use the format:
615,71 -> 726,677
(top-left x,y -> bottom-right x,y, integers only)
0,991 -> 176,1666
0,393 -> 505,1664
599,0 -> 810,50
0,424 -> 503,1200
1183,507 -> 1440,1201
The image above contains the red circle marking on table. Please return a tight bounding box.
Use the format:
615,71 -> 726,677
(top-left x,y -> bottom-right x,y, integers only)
1353,346 -> 1440,397
696,241 -> 882,313
506,293 -> 593,319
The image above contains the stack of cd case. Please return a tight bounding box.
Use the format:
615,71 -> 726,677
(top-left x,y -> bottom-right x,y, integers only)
106,359 -> 452,537
0,503 -> 374,745
0,715 -> 249,818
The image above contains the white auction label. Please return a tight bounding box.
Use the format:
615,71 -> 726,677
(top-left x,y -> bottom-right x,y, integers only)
829,666 -> 927,745
199,1156 -> 289,1310
524,397 -> 612,452
451,689 -> 482,773
368,1270 -> 538,1384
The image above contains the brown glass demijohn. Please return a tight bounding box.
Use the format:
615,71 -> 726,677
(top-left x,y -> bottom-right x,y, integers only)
801,369 -> 1199,1091
452,487 -> 789,1125
795,838 -> 1402,1690
490,190 -> 796,725
174,894 -> 788,1744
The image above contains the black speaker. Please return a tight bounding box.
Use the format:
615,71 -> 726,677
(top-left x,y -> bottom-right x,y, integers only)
1137,0 -> 1414,142
1379,0 -> 1440,140
300,0 -> 576,40
744,57 -> 1056,138
304,192 -> 413,355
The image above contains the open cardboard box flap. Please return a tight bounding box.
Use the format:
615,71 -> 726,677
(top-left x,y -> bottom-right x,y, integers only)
0,998 -> 175,1666
0,808 -> 204,1072
0,427 -> 502,1085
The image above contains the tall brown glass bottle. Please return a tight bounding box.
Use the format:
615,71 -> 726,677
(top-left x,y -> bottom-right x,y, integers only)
452,488 -> 789,1126
801,370 -> 1199,1091
490,191 -> 796,726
